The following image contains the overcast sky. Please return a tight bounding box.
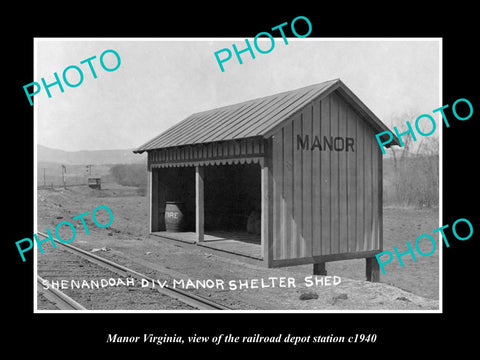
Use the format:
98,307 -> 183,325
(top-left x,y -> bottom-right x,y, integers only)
35,38 -> 440,151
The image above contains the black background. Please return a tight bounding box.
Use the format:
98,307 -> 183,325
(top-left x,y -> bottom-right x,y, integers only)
6,5 -> 478,355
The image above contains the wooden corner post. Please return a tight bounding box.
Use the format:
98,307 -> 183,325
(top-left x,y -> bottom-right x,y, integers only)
150,166 -> 159,233
195,165 -> 204,243
261,140 -> 273,267
148,165 -> 152,234
366,257 -> 380,282
313,263 -> 327,275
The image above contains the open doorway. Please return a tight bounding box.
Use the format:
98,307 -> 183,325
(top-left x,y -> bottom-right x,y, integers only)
157,166 -> 196,231
152,163 -> 263,258
203,163 -> 261,243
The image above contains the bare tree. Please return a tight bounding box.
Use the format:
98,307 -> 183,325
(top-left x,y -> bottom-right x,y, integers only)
384,112 -> 439,208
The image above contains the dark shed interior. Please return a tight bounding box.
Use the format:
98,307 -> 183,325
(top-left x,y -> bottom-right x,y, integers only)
158,167 -> 196,230
157,163 -> 261,234
204,163 -> 261,233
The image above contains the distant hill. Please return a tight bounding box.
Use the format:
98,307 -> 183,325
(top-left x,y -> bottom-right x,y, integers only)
38,144 -> 146,165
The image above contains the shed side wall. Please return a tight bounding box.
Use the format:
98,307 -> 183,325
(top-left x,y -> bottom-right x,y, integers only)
271,91 -> 382,264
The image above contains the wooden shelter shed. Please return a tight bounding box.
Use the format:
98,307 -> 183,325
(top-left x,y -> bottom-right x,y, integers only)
134,79 -> 399,281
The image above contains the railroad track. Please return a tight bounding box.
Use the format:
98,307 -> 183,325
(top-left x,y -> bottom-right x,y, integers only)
37,275 -> 86,310
36,231 -> 230,311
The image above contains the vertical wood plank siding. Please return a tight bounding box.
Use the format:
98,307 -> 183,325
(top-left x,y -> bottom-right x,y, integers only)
312,100 -> 322,256
272,92 -> 382,262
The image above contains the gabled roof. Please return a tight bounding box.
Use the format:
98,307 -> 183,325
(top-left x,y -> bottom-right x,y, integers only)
134,79 -> 399,153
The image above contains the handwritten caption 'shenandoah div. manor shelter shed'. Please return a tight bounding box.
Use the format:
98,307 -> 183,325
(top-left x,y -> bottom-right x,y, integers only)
133,79 -> 400,281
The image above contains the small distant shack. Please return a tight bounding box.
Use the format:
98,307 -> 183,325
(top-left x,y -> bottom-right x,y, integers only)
134,79 -> 399,281
88,177 -> 101,190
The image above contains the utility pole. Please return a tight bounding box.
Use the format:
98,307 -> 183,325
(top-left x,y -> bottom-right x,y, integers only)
85,164 -> 93,186
43,168 -> 46,187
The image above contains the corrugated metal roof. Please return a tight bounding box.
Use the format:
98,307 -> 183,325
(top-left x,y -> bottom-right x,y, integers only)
134,79 -> 398,153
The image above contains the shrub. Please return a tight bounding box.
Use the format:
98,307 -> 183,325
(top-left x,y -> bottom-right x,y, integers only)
109,164 -> 147,189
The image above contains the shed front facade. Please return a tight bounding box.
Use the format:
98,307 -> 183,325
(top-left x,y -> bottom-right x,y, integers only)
134,79 -> 399,280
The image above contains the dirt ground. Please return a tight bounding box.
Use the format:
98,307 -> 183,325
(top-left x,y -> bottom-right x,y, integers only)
36,183 -> 440,311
